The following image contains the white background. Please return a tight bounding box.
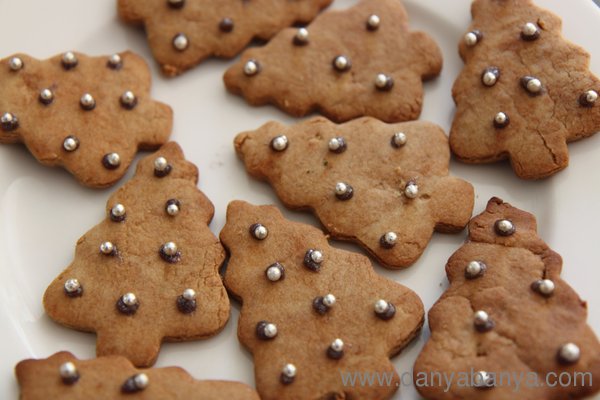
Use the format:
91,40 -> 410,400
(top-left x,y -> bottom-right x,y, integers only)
0,0 -> 599,398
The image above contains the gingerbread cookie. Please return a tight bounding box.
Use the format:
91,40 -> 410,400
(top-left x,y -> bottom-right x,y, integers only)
118,0 -> 332,76
43,142 -> 228,367
223,0 -> 442,123
0,51 -> 172,188
220,201 -> 424,400
16,351 -> 260,399
414,198 -> 600,399
234,117 -> 474,269
450,0 -> 600,179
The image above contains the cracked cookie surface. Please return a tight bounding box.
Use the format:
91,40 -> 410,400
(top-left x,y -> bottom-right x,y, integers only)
450,0 -> 600,179
414,197 -> 600,399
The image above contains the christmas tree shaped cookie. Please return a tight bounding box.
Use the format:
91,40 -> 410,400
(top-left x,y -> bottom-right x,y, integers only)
235,117 -> 474,269
220,201 -> 424,400
0,51 -> 172,187
414,198 -> 600,399
224,0 -> 442,123
16,351 -> 260,400
450,0 -> 600,179
118,0 -> 332,76
43,142 -> 229,367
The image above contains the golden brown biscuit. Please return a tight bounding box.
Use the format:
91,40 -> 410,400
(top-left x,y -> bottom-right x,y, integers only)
220,200 -> 424,400
118,0 -> 332,76
0,51 -> 172,187
414,197 -> 600,399
223,0 -> 443,123
16,351 -> 260,400
43,142 -> 228,367
450,0 -> 600,179
234,117 -> 474,269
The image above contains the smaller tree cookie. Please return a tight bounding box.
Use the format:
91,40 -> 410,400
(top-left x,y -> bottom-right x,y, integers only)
224,0 -> 442,123
118,0 -> 332,76
414,198 -> 600,399
220,201 -> 424,400
0,51 -> 172,187
16,351 -> 260,400
44,142 -> 228,367
450,0 -> 600,179
235,117 -> 474,269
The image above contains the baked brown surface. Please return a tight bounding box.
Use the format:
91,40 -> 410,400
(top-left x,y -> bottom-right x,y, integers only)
0,51 -> 172,187
118,0 -> 332,76
234,117 -> 474,269
43,142 -> 229,367
16,351 -> 260,400
220,200 -> 424,400
223,0 -> 442,123
450,0 -> 600,179
414,197 -> 600,399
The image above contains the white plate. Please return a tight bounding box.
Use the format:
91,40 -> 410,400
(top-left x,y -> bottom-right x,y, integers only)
1,0 -> 599,398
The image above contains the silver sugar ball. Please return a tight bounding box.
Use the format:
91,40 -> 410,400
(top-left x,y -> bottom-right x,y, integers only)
521,22 -> 539,39
264,323 -> 278,338
243,59 -> 260,76
108,53 -> 122,68
133,373 -> 149,389
111,204 -> 126,217
381,231 -> 398,247
404,182 -> 419,199
63,136 -> 80,152
64,278 -> 81,293
154,156 -> 169,171
323,294 -> 336,307
39,88 -> 54,104
166,202 -> 180,216
59,362 -> 79,380
252,224 -> 268,240
182,288 -> 196,301
162,241 -> 178,256
330,338 -> 344,352
120,90 -> 137,108
464,31 -> 482,47
534,279 -> 555,296
558,343 -> 581,364
526,77 -> 542,93
465,260 -> 486,279
80,93 -> 96,110
495,219 -> 515,236
62,51 -> 78,68
282,363 -> 296,378
100,241 -> 115,255
271,135 -> 288,151
8,57 -> 23,71
367,14 -> 381,30
294,27 -> 309,44
374,73 -> 393,90
173,33 -> 189,51
474,310 -> 490,326
104,152 -> 121,168
374,299 -> 389,314
310,249 -> 324,264
266,265 -> 283,281
333,55 -> 351,72
474,370 -> 494,388
122,292 -> 138,307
